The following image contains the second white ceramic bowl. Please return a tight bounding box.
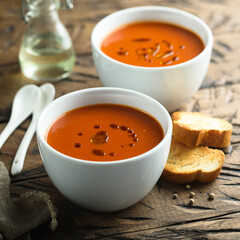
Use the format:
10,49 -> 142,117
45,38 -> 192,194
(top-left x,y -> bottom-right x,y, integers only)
36,87 -> 172,212
91,6 -> 213,112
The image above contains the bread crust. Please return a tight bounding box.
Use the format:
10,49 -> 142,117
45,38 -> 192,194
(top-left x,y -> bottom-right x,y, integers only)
161,138 -> 225,184
172,111 -> 233,148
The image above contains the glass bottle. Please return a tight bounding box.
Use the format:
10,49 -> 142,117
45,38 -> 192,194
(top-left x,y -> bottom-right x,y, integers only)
19,0 -> 75,82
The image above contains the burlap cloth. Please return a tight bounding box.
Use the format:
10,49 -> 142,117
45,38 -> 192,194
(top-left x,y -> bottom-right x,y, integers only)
0,161 -> 58,240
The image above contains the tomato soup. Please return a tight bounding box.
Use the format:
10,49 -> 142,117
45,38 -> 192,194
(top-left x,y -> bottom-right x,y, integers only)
45,104 -> 164,161
101,21 -> 204,67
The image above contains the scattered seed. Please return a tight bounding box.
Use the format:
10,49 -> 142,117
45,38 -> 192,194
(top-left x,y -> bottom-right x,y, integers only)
188,199 -> 194,205
189,192 -> 195,198
208,193 -> 215,200
185,184 -> 191,190
172,193 -> 178,199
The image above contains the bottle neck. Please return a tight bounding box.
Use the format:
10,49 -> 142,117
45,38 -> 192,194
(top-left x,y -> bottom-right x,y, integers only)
23,0 -> 60,21
28,0 -> 60,12
22,0 -> 73,22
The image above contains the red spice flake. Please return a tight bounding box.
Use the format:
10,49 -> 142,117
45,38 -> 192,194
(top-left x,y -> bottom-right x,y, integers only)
75,143 -> 82,148
109,152 -> 116,156
78,132 -> 83,136
120,125 -> 129,131
128,129 -> 133,133
110,123 -> 119,129
94,125 -> 101,129
179,45 -> 185,49
127,39 -> 179,65
163,40 -> 173,50
132,38 -> 152,42
92,149 -> 106,156
133,138 -> 139,142
129,143 -> 135,147
129,133 -> 137,138
117,50 -> 128,56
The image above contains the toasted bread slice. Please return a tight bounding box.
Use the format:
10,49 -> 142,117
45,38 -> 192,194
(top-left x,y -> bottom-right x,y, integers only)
172,111 -> 233,148
161,138 -> 225,184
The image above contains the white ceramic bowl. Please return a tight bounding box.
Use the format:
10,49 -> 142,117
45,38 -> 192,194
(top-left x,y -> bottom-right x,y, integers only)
36,87 -> 172,212
91,6 -> 213,112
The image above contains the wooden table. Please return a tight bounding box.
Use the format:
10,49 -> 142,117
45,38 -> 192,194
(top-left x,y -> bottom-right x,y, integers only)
1,0 -> 240,239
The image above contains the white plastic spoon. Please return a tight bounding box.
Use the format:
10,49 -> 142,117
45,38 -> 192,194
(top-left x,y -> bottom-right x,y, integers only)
0,84 -> 41,150
11,83 -> 55,176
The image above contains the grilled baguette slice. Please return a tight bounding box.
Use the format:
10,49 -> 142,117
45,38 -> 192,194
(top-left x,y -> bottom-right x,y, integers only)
172,111 -> 233,148
161,138 -> 225,184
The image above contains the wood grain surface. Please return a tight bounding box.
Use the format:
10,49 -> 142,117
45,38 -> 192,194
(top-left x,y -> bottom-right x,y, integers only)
0,0 -> 240,239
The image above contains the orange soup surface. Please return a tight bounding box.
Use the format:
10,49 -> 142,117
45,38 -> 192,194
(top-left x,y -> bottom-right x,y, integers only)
46,104 -> 164,162
101,21 -> 204,67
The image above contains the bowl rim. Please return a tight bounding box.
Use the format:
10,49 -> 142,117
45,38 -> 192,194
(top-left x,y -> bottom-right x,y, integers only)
91,5 -> 213,70
36,87 -> 172,166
